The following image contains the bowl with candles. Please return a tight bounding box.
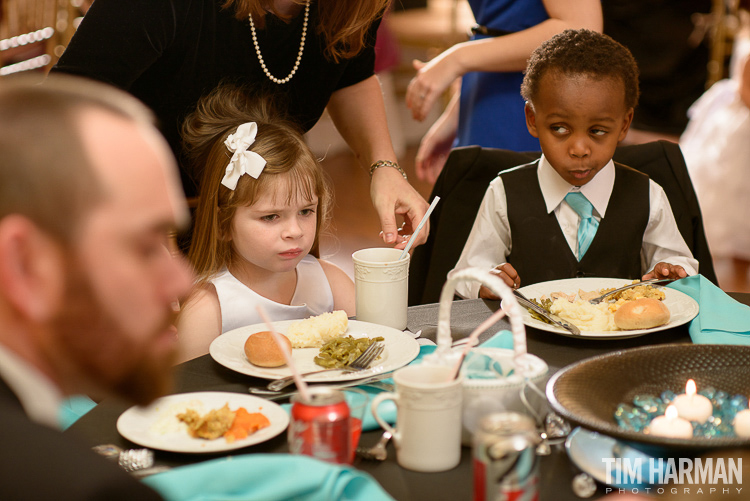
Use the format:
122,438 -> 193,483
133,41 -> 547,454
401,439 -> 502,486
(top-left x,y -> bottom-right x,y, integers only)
545,344 -> 750,449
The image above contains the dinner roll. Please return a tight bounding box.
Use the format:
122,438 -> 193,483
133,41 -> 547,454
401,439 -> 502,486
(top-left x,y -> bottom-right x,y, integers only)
614,298 -> 670,330
244,331 -> 292,367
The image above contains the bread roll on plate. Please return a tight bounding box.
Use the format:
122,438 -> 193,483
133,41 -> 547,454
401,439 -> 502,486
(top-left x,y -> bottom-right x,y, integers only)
614,298 -> 670,330
244,331 -> 292,367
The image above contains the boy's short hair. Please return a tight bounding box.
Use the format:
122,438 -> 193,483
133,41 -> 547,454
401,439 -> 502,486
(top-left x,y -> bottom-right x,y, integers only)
521,29 -> 640,110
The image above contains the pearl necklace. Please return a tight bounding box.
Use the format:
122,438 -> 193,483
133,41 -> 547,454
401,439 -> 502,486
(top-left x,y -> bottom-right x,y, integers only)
249,0 -> 310,85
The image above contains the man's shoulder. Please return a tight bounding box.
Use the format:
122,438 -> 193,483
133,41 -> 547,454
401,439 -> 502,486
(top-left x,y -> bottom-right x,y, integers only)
0,400 -> 162,500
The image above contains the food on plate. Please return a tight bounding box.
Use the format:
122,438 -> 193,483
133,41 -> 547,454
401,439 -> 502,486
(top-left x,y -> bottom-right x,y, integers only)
178,403 -> 235,440
549,300 -> 618,331
224,407 -> 272,443
177,404 -> 270,442
286,310 -> 348,348
614,298 -> 671,330
531,282 -> 670,331
599,282 -> 666,302
244,331 -> 291,367
314,335 -> 385,368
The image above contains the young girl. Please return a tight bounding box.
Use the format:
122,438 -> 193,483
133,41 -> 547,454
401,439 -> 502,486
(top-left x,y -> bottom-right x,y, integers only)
176,84 -> 355,362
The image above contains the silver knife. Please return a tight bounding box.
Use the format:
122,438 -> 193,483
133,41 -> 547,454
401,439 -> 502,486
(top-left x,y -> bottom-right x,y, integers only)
248,372 -> 395,399
513,290 -> 581,336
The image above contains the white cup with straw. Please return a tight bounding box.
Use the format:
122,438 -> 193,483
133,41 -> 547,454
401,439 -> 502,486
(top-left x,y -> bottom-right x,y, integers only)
352,197 -> 440,330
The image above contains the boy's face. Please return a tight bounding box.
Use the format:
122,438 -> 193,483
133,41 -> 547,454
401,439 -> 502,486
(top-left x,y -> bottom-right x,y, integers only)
524,71 -> 634,186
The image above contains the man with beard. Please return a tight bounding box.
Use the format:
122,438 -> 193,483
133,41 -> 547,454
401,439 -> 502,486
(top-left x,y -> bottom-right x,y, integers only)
0,75 -> 193,499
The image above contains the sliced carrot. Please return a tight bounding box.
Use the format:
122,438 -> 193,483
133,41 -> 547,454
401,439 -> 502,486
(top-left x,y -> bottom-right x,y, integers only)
224,407 -> 271,443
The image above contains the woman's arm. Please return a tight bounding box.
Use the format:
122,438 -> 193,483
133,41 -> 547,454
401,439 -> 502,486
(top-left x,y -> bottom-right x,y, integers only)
175,286 -> 222,364
414,87 -> 460,183
406,0 -> 603,121
327,75 -> 430,249
319,260 -> 356,317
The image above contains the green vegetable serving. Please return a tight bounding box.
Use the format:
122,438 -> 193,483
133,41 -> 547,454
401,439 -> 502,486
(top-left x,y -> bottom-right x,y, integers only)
527,298 -> 554,325
314,335 -> 385,368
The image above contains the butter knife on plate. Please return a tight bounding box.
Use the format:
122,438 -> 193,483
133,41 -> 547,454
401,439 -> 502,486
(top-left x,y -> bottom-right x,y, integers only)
512,290 -> 581,336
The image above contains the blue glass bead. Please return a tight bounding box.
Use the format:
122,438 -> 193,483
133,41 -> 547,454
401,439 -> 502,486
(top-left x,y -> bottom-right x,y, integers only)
660,390 -> 677,404
633,395 -> 661,414
698,386 -> 717,399
729,395 -> 749,412
712,391 -> 729,409
716,422 -> 734,437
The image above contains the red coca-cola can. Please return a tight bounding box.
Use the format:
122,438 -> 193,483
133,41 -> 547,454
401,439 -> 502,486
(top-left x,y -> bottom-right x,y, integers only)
289,386 -> 351,464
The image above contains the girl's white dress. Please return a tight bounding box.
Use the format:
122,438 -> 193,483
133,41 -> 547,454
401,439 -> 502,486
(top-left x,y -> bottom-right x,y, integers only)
210,255 -> 335,333
680,36 -> 750,261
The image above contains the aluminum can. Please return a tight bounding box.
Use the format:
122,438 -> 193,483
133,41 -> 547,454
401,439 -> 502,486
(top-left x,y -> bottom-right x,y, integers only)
473,412 -> 541,501
289,386 -> 351,464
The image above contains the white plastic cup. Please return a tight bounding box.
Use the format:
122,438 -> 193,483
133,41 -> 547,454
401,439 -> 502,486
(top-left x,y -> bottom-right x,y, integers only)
371,365 -> 463,472
352,248 -> 409,330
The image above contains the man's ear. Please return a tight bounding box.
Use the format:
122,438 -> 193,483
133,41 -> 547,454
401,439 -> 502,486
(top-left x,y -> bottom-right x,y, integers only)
0,216 -> 65,322
524,102 -> 540,138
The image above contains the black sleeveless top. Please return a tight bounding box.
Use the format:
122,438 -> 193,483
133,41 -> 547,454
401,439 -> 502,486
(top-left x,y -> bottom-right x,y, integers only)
504,161 -> 650,285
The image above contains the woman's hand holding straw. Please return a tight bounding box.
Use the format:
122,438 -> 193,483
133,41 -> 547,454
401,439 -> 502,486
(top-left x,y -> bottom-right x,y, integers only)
399,196 -> 440,260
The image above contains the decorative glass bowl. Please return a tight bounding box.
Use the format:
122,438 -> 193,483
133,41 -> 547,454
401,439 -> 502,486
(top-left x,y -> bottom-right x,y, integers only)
546,344 -> 750,449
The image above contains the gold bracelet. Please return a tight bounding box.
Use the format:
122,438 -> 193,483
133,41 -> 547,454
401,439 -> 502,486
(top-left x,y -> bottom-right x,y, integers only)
369,160 -> 408,180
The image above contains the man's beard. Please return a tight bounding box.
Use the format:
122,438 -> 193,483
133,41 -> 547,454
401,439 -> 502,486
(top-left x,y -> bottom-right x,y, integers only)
50,255 -> 177,406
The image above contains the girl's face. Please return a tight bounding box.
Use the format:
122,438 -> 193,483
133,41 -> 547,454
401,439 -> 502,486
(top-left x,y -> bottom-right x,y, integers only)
229,177 -> 318,275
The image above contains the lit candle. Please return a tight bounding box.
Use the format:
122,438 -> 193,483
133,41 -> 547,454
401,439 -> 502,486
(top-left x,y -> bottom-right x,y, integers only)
648,405 -> 693,439
733,407 -> 750,438
671,379 -> 713,424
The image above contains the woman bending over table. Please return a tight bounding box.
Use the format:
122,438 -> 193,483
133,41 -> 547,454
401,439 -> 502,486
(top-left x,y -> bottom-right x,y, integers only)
52,0 -> 428,249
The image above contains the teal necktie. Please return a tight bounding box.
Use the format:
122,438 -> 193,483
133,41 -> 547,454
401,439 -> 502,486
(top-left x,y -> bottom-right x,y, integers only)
564,192 -> 599,260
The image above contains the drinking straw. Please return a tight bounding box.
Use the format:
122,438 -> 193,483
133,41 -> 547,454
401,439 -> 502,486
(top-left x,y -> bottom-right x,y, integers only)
399,196 -> 440,260
449,306 -> 508,380
256,305 -> 311,402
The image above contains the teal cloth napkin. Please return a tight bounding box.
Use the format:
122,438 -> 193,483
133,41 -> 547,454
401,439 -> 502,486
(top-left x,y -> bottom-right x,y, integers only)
143,453 -> 394,501
58,395 -> 97,430
474,329 -> 514,350
667,274 -> 750,344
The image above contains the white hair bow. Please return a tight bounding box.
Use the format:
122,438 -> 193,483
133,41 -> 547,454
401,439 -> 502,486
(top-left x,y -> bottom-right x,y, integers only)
221,122 -> 267,190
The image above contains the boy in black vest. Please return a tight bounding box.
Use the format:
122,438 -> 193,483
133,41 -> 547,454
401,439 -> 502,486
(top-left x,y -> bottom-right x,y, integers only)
452,29 -> 697,299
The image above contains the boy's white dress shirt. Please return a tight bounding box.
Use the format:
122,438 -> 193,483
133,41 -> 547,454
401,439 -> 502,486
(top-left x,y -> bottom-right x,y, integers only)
453,155 -> 699,299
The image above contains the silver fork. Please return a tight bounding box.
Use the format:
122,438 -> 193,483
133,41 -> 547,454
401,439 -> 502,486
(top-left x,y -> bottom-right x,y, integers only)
587,278 -> 677,304
356,430 -> 392,461
266,342 -> 384,391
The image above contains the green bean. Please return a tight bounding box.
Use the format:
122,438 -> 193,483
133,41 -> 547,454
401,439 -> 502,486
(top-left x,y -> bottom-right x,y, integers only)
313,335 -> 384,369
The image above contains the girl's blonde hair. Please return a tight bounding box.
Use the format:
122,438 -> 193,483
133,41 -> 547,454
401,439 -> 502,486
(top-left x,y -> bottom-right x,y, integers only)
183,83 -> 332,284
222,0 -> 389,62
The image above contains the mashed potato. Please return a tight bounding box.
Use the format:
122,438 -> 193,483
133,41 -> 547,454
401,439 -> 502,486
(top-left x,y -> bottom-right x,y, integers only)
286,310 -> 348,348
549,299 -> 619,331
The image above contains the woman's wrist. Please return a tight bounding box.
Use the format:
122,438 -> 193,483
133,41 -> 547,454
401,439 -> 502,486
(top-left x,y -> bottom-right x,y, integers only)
369,160 -> 408,180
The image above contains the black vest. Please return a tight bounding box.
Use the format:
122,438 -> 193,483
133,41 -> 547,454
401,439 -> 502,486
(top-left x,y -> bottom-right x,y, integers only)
504,161 -> 650,285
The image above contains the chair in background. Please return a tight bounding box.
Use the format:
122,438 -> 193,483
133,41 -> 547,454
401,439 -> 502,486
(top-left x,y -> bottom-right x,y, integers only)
0,0 -> 79,78
408,140 -> 718,305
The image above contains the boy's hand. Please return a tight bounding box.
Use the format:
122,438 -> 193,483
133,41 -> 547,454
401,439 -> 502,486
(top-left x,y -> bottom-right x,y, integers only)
479,263 -> 520,300
642,262 -> 688,281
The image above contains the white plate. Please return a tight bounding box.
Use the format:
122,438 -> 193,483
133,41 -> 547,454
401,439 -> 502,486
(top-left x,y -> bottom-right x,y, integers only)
209,319 -> 420,381
504,277 -> 699,339
117,391 -> 289,453
566,427 -> 651,487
